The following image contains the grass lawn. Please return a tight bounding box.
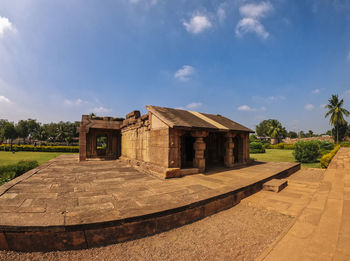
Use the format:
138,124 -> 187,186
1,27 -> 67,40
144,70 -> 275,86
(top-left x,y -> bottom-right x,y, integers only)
0,151 -> 75,166
251,149 -> 321,169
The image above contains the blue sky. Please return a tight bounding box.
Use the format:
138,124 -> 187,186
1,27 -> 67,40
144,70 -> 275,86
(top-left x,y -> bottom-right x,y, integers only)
1,0 -> 350,133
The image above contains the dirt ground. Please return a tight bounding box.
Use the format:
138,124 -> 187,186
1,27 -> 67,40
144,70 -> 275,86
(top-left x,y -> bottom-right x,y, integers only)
0,204 -> 293,261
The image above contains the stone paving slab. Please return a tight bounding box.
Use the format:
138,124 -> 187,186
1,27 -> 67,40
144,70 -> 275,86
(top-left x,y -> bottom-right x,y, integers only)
260,148 -> 350,261
0,155 -> 299,251
0,155 -> 298,228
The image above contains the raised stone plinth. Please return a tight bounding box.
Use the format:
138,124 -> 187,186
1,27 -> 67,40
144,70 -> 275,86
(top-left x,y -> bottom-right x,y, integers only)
180,168 -> 199,176
0,155 -> 300,251
263,179 -> 288,192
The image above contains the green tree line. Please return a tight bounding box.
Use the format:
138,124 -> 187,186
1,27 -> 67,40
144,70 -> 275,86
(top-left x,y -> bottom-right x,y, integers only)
0,119 -> 80,149
254,94 -> 350,143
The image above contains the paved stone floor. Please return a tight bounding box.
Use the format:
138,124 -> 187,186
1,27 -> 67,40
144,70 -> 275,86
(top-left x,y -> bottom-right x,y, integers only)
260,148 -> 350,261
243,168 -> 324,218
0,155 -> 296,227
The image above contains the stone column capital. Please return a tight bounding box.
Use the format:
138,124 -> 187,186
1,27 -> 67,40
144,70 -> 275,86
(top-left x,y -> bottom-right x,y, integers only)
225,132 -> 237,138
191,130 -> 208,138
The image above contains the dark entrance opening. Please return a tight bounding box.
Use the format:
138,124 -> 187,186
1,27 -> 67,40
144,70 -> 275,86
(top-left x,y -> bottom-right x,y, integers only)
96,135 -> 108,157
205,132 -> 225,168
181,133 -> 195,168
233,135 -> 242,163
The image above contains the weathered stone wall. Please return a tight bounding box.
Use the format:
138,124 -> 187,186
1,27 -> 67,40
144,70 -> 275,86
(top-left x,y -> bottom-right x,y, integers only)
169,128 -> 181,168
121,113 -> 170,168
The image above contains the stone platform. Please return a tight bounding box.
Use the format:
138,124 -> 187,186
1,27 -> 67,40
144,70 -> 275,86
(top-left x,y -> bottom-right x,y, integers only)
260,148 -> 350,261
0,155 -> 300,252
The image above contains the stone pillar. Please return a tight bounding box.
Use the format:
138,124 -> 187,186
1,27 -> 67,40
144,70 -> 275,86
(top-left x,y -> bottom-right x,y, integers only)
169,129 -> 182,168
79,129 -> 87,161
224,132 -> 236,167
245,133 -> 250,162
192,130 -> 208,172
240,133 -> 249,163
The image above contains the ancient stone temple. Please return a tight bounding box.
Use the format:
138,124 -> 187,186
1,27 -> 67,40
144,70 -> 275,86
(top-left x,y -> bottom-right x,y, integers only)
79,105 -> 254,178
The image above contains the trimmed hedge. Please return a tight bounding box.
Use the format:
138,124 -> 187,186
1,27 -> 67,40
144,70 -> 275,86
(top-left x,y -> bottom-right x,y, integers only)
250,142 -> 266,153
293,141 -> 320,163
268,143 -> 295,150
0,160 -> 39,185
320,145 -> 340,169
268,141 -> 335,151
340,142 -> 350,148
319,141 -> 334,151
0,144 -> 79,153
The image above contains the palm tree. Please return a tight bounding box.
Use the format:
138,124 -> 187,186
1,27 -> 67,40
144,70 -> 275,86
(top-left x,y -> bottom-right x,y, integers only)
55,124 -> 67,142
267,119 -> 282,144
325,94 -> 349,143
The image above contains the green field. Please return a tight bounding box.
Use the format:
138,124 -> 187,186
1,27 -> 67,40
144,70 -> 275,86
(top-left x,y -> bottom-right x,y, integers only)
0,151 -> 74,166
251,149 -> 321,169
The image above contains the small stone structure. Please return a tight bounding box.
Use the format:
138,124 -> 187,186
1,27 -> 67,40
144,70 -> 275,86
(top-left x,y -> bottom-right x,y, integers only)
78,115 -> 124,160
79,105 -> 254,177
263,179 -> 288,192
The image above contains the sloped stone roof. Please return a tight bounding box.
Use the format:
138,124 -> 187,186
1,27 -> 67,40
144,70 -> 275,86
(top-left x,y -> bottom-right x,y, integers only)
146,105 -> 254,132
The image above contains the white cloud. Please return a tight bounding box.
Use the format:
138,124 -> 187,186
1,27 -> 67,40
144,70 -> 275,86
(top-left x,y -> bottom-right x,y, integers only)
0,95 -> 11,104
63,98 -> 84,107
239,2 -> 273,18
267,95 -> 285,101
235,2 -> 273,39
183,14 -> 212,34
252,95 -> 285,103
128,0 -> 158,6
186,102 -> 202,109
174,65 -> 195,81
237,105 -> 254,111
217,6 -> 226,23
0,16 -> 13,36
91,106 -> 112,114
304,104 -> 315,111
312,89 -> 320,94
235,18 -> 269,39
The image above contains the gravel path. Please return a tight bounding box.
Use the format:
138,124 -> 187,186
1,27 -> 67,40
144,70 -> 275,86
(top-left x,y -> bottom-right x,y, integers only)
0,204 -> 293,261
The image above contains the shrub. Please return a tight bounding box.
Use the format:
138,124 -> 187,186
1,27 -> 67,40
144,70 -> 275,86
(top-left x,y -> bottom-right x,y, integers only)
0,144 -> 79,153
293,141 -> 320,163
250,142 -> 266,153
319,149 -> 331,157
0,171 -> 15,185
320,145 -> 340,168
249,134 -> 259,142
0,160 -> 39,185
319,141 -> 334,151
267,143 -> 295,150
262,143 -> 270,149
340,142 -> 350,148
